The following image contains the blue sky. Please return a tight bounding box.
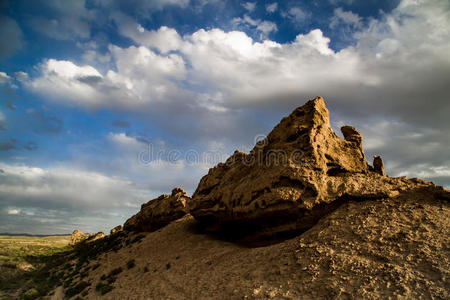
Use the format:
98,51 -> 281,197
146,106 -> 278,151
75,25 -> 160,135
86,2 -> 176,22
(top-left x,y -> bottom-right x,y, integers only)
0,0 -> 449,234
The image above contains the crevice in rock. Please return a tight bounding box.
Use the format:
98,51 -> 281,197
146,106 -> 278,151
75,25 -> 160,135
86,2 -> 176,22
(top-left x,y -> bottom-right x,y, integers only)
193,194 -> 385,248
251,187 -> 271,201
272,176 -> 306,189
326,162 -> 349,176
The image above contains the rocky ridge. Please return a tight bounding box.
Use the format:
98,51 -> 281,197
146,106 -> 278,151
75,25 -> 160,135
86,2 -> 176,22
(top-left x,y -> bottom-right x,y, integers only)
123,97 -> 448,241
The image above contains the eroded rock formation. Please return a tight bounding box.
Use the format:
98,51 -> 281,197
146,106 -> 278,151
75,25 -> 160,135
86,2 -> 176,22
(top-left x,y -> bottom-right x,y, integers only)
89,232 -> 105,241
70,229 -> 88,245
110,225 -> 123,235
187,97 -> 448,238
124,187 -> 190,232
373,155 -> 385,176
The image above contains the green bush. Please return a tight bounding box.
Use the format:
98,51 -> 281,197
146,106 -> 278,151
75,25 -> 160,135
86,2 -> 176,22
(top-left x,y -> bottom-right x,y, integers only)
22,288 -> 39,300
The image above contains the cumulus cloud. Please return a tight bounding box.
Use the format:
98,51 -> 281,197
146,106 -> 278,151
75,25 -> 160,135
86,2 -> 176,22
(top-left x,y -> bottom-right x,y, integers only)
284,6 -> 309,24
266,3 -> 278,13
29,0 -> 93,40
29,47 -> 187,109
14,71 -> 29,83
26,0 -> 450,187
330,7 -> 362,29
112,13 -> 183,53
0,16 -> 23,59
0,72 -> 12,85
242,2 -> 256,12
7,209 -> 20,215
232,15 -> 278,39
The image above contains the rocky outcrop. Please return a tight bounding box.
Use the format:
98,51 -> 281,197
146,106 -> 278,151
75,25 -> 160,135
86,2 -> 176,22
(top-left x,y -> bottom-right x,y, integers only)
88,232 -> 105,241
124,187 -> 190,232
187,97 -> 449,238
373,155 -> 385,176
70,229 -> 88,245
110,225 -> 123,235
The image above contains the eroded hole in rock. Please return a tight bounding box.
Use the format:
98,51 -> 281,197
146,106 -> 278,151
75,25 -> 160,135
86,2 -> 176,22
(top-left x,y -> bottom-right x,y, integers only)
326,163 -> 348,176
294,109 -> 305,117
286,127 -> 308,142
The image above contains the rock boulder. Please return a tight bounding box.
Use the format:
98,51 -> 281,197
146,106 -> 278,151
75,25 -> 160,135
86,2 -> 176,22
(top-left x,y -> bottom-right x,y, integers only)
110,225 -> 123,235
187,97 -> 447,238
70,229 -> 88,245
124,187 -> 190,232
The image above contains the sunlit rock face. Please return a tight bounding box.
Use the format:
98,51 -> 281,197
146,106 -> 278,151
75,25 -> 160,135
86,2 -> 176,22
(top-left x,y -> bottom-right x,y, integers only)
187,97 -> 448,238
124,187 -> 190,233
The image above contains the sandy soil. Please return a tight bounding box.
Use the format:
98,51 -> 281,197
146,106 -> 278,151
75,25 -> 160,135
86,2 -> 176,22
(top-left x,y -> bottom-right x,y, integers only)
64,192 -> 449,299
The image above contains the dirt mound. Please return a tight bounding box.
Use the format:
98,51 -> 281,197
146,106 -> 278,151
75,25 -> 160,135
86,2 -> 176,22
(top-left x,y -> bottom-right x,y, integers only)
58,192 -> 449,299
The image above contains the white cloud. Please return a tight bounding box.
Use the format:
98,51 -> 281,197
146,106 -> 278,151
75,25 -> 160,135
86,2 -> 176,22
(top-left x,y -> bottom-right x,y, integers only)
26,0 -> 450,188
0,71 -> 18,89
29,59 -> 105,107
266,3 -> 278,13
286,7 -> 308,23
0,163 -> 150,211
29,46 -> 187,109
0,162 -> 157,234
29,0 -> 450,124
113,13 -> 183,53
257,21 -> 278,36
330,7 -> 362,29
29,0 -> 93,40
232,15 -> 278,39
242,2 -> 256,12
14,71 -> 29,83
0,72 -> 12,84
7,209 -> 20,215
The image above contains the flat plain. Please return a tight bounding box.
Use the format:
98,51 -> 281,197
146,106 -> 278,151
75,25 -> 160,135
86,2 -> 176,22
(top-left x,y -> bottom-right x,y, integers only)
0,235 -> 70,299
